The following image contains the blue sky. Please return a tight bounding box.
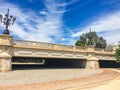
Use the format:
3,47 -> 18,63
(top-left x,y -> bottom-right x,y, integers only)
0,0 -> 120,45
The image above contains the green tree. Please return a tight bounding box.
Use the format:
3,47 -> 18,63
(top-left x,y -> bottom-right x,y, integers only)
75,40 -> 84,46
75,31 -> 107,48
115,42 -> 120,63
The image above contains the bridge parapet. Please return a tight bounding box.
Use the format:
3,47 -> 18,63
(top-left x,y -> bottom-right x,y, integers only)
13,39 -> 87,52
94,48 -> 114,55
13,39 -> 115,55
94,48 -> 105,52
13,39 -> 54,48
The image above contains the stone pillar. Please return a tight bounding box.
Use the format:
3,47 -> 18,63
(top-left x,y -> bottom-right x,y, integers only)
0,52 -> 12,71
86,59 -> 99,69
0,35 -> 13,72
86,46 -> 99,69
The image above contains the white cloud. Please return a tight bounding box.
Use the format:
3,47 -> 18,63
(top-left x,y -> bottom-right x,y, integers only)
1,0 -> 119,45
39,10 -> 47,15
99,30 -> 120,44
0,0 -> 68,43
72,11 -> 120,44
103,0 -> 120,5
56,0 -> 79,7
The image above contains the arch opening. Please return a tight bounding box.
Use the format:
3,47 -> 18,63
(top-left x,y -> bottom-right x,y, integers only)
12,57 -> 87,70
99,60 -> 120,68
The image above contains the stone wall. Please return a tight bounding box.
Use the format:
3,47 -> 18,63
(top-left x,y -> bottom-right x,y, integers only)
0,35 -> 13,72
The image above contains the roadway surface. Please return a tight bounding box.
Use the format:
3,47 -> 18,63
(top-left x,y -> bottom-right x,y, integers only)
0,64 -> 120,90
80,69 -> 120,90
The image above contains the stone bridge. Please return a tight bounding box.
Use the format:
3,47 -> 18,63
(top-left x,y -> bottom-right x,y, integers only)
0,35 -> 115,72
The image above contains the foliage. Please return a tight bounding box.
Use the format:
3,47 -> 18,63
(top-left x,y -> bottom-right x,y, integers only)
115,43 -> 120,63
75,31 -> 107,48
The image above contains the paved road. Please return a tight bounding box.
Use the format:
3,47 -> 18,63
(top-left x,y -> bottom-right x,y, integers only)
0,69 -> 102,85
72,69 -> 120,90
0,69 -> 119,90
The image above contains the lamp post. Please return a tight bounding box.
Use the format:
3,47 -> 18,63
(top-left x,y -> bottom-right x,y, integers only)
87,28 -> 94,45
0,9 -> 16,35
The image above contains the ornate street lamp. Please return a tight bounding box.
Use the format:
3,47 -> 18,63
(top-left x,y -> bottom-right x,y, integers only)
87,28 -> 94,45
0,9 -> 16,35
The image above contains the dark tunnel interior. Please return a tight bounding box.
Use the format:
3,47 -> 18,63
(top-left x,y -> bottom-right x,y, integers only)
12,57 -> 120,70
99,60 -> 120,68
12,57 -> 86,70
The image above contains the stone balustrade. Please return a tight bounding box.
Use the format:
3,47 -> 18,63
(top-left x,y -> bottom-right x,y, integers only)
13,39 -> 87,51
13,39 -> 114,55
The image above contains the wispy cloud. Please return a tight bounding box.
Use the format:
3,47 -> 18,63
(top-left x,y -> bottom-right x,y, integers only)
102,0 -> 120,5
1,0 -> 119,45
56,0 -> 79,7
0,0 -> 69,43
67,0 -> 94,11
72,11 -> 120,44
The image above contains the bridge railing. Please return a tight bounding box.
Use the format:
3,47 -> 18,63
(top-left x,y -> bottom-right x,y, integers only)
94,48 -> 113,54
94,48 -> 113,51
58,44 -> 74,49
75,46 -> 87,50
14,39 -> 114,53
13,39 -> 54,48
13,39 -> 87,51
94,48 -> 105,52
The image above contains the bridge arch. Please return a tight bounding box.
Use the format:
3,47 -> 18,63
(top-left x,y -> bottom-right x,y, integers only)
12,57 -> 87,70
99,60 -> 120,68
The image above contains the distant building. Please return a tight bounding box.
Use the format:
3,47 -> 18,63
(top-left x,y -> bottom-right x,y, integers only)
106,43 -> 119,51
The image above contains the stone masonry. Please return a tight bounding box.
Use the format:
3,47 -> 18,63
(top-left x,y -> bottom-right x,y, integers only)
0,34 -> 115,72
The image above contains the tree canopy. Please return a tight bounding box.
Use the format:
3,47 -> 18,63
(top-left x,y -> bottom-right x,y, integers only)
75,30 -> 107,48
115,42 -> 120,63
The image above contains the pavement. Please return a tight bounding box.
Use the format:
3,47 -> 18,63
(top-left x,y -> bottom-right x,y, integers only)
0,69 -> 119,90
67,69 -> 120,90
80,69 -> 120,90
